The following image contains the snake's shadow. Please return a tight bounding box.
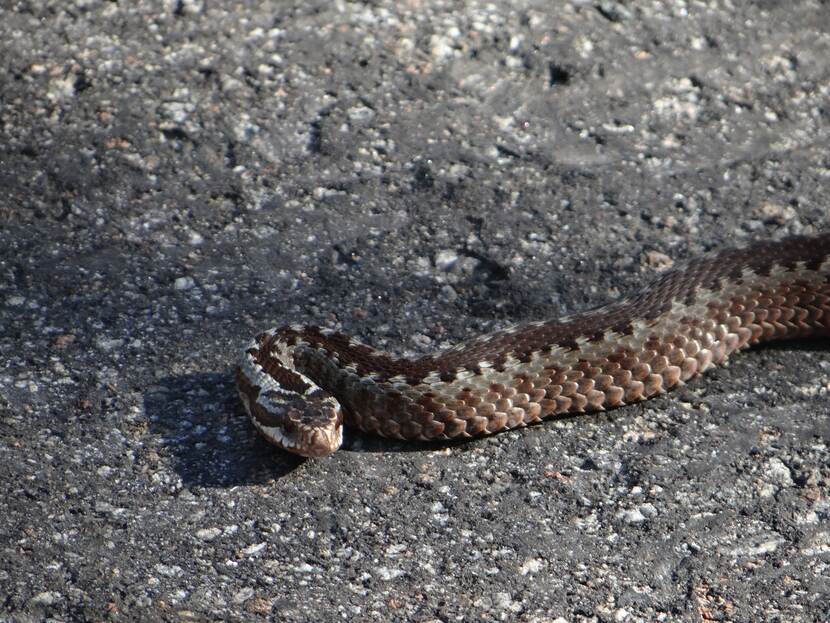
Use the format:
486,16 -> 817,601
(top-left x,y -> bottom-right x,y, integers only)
143,371 -> 465,485
144,372 -> 303,486
142,371 -> 485,483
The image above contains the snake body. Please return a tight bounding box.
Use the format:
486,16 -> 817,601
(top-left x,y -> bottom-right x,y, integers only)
237,233 -> 830,457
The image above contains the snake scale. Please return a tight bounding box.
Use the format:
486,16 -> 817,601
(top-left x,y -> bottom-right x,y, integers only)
237,233 -> 830,457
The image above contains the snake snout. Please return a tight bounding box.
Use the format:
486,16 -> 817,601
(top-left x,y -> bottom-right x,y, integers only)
276,393 -> 343,457
293,427 -> 342,458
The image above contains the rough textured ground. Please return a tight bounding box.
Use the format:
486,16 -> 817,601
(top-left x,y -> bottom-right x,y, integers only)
2,1 -> 830,621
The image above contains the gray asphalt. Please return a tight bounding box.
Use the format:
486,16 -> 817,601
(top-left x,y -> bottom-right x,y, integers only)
1,1 -> 829,621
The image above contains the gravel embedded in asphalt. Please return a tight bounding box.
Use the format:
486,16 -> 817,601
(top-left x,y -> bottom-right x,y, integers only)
2,1 -> 830,621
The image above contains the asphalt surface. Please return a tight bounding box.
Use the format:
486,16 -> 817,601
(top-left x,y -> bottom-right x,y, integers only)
2,1 -> 830,621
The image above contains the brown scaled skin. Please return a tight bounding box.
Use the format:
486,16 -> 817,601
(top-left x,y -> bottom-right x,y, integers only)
237,233 -> 830,457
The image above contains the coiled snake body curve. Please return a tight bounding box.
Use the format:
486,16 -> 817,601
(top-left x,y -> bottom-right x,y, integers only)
237,233 -> 830,457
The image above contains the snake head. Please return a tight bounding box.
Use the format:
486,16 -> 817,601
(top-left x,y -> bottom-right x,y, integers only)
242,383 -> 344,458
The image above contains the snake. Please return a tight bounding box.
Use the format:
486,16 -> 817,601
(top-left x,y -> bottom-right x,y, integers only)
236,233 -> 830,457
